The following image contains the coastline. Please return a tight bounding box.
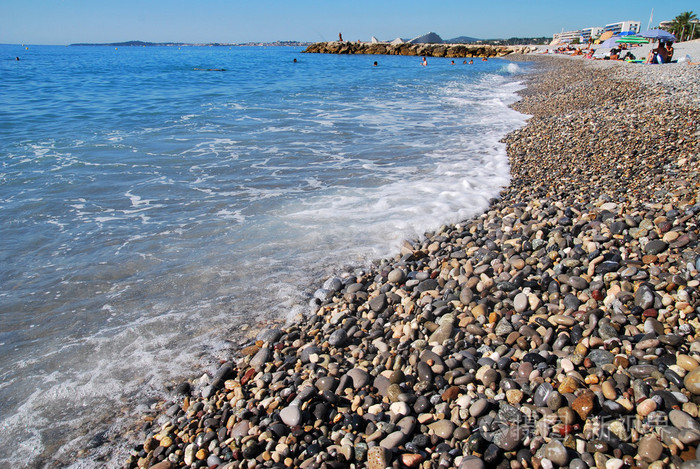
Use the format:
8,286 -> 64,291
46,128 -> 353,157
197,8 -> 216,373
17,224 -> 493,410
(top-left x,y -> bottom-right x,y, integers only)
119,57 -> 700,469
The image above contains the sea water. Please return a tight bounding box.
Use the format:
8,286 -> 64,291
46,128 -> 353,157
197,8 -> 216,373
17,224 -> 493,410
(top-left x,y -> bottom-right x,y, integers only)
0,45 -> 529,467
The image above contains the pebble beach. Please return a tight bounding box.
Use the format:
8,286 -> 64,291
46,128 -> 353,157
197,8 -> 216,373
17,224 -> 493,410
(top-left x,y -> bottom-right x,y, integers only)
123,55 -> 700,469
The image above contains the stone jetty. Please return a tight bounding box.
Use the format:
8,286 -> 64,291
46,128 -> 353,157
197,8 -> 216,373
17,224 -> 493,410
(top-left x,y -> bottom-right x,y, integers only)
302,41 -> 533,58
123,56 -> 700,469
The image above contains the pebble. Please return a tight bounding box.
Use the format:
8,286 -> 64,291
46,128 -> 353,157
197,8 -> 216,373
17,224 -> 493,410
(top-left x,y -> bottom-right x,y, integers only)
388,268 -> 406,284
470,398 -> 489,417
346,368 -> 370,389
328,328 -> 348,347
572,392 -> 596,420
684,367 -> 700,395
428,420 -> 455,439
638,435 -> 664,462
367,446 -> 390,469
380,431 -> 407,450
670,409 -> 700,433
543,439 -> 569,466
459,456 -> 486,469
279,406 -> 302,427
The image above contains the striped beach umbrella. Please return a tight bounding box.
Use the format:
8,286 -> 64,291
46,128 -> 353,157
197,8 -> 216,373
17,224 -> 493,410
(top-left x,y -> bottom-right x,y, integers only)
615,36 -> 649,44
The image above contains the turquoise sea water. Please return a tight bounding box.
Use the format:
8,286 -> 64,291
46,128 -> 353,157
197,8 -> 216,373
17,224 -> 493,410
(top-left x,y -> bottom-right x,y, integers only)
0,44 -> 529,467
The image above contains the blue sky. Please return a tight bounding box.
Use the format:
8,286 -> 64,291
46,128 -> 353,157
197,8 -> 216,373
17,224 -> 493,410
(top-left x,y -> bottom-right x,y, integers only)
1,0 -> 697,45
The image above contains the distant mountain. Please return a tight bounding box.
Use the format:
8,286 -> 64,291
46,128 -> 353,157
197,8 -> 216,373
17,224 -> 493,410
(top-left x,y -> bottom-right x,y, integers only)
70,40 -> 188,47
446,36 -> 481,44
409,32 -> 444,44
70,40 -> 311,47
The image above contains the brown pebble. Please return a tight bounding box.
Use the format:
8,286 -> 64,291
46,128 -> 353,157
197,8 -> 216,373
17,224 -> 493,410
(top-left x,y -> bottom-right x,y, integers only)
400,453 -> 425,468
150,462 -> 174,469
558,376 -> 579,394
442,386 -> 460,402
637,398 -> 657,417
572,392 -> 596,420
642,254 -> 658,264
602,380 -> 617,400
678,354 -> 700,372
613,355 -> 630,368
240,345 -> 260,356
506,389 -> 524,405
681,445 -> 697,461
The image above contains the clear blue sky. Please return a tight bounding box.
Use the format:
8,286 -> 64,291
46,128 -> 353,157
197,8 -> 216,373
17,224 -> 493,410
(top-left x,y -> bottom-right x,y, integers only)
1,0 -> 697,45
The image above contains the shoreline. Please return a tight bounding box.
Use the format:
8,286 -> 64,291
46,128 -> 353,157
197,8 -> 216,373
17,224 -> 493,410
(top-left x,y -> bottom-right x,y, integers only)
118,56 -> 700,469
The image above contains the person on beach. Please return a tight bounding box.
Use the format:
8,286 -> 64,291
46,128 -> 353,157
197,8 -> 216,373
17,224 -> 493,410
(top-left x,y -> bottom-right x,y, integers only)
666,42 -> 675,62
421,57 -> 427,66
646,42 -> 669,64
338,32 -> 343,42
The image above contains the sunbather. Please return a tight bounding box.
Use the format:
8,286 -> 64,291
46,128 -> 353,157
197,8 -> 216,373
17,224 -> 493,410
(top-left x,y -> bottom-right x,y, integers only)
646,43 -> 669,64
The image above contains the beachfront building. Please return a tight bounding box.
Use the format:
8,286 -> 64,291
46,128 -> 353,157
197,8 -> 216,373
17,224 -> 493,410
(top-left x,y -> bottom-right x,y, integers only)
659,20 -> 674,31
604,21 -> 641,35
581,27 -> 605,43
552,29 -> 582,44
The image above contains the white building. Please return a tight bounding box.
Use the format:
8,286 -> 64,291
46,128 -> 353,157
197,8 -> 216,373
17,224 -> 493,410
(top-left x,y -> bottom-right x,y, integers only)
658,20 -> 674,30
552,29 -> 583,44
604,21 -> 641,35
581,27 -> 605,42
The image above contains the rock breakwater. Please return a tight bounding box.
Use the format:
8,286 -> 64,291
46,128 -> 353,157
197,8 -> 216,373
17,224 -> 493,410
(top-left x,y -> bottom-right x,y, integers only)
123,57 -> 700,469
303,41 -> 533,58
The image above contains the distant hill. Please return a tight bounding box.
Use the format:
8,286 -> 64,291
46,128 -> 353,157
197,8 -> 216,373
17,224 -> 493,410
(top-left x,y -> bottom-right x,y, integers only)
70,40 -> 311,47
409,32 -> 444,44
446,36 -> 481,44
405,33 -> 547,45
71,41 -> 188,47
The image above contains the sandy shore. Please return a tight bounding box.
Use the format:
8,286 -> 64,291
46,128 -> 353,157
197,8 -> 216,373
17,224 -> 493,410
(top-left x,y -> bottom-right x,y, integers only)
121,55 -> 700,469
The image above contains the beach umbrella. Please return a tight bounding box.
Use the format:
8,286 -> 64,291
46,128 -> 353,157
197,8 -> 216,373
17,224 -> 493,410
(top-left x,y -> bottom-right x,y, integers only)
599,31 -> 615,41
638,29 -> 676,42
617,31 -> 637,36
600,36 -> 621,48
615,36 -> 649,44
